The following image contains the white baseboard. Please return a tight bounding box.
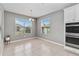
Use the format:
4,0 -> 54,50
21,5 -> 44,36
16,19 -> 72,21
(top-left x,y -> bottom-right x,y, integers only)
4,37 -> 79,55
10,37 -> 64,47
10,37 -> 37,43
65,46 -> 79,55
37,37 -> 64,47
37,37 -> 79,55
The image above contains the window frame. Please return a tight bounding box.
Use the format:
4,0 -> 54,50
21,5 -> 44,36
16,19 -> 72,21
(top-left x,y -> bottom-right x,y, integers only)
15,17 -> 32,36
40,17 -> 50,35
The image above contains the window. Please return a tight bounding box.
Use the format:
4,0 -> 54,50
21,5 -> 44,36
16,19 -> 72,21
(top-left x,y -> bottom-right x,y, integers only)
15,18 -> 32,35
41,18 -> 50,34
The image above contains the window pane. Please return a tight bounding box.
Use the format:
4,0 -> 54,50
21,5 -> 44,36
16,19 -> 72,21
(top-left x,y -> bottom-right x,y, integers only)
15,18 -> 32,35
41,18 -> 50,34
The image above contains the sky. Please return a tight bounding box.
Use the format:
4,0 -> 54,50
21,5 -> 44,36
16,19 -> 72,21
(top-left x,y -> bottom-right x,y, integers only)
16,18 -> 49,27
16,18 -> 32,27
41,18 -> 50,26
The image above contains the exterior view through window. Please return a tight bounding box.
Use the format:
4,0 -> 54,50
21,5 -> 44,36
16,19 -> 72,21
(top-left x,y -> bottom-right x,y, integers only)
41,18 -> 50,34
15,18 -> 32,35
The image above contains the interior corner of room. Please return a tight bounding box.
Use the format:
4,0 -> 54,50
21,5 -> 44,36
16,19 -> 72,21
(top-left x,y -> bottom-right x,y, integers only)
0,3 -> 79,56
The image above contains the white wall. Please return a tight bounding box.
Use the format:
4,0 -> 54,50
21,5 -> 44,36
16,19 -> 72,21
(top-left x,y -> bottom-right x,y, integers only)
0,4 -> 4,55
4,8 -> 64,45
4,11 -> 37,41
37,10 -> 64,45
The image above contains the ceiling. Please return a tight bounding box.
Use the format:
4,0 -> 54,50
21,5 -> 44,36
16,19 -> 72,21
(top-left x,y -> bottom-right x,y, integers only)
1,3 -> 75,18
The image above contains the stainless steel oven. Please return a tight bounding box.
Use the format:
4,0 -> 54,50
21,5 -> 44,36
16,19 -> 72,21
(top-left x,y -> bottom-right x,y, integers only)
66,22 -> 79,49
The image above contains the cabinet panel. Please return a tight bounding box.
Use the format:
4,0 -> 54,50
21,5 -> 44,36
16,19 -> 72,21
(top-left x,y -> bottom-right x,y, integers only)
75,4 -> 79,22
64,6 -> 75,23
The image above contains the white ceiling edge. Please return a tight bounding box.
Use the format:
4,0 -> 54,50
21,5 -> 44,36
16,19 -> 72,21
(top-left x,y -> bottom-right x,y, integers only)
4,10 -> 36,19
38,3 -> 77,18
1,3 -> 77,18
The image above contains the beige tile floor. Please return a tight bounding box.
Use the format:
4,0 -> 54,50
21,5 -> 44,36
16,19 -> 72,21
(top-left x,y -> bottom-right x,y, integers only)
3,38 -> 78,56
